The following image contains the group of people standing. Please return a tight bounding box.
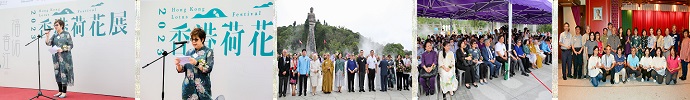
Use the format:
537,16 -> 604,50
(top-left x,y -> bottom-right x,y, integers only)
277,49 -> 412,97
560,22 -> 690,87
418,26 -> 552,100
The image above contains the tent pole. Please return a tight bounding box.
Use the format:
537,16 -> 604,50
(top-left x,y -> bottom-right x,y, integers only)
507,2 -> 513,80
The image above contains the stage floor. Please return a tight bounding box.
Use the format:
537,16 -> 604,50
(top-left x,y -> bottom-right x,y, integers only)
0,87 -> 133,100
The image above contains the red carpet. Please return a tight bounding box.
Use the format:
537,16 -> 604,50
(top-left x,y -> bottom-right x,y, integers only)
0,87 -> 133,100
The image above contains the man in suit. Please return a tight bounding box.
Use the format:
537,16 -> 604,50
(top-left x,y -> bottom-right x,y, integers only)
379,55 -> 390,92
277,49 -> 291,97
481,38 -> 501,79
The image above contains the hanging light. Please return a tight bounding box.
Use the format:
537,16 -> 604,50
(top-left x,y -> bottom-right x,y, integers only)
655,4 -> 659,11
672,4 -> 676,11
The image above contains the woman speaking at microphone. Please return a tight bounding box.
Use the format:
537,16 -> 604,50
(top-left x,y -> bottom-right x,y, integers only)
175,28 -> 215,100
44,19 -> 74,98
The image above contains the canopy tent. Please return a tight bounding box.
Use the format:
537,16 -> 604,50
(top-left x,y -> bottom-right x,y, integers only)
417,0 -> 552,24
510,0 -> 552,24
417,1 -> 553,80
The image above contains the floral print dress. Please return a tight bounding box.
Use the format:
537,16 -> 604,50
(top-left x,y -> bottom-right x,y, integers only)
181,46 -> 214,100
46,31 -> 74,86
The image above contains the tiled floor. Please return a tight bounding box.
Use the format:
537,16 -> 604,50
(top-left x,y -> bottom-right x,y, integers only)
557,63 -> 690,99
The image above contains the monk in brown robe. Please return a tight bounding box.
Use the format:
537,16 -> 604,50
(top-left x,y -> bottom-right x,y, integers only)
322,53 -> 334,93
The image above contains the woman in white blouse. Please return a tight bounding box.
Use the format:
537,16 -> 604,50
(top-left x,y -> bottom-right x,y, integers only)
639,48 -> 654,82
309,53 -> 322,95
652,47 -> 667,84
588,46 -> 604,87
438,42 -> 458,98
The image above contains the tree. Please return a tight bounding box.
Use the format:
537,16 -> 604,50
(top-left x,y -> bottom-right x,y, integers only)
469,20 -> 488,31
383,43 -> 405,57
278,20 -> 363,54
537,24 -> 552,33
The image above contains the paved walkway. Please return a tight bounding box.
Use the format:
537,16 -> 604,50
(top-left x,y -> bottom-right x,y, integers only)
419,64 -> 553,100
278,90 -> 411,100
277,71 -> 413,100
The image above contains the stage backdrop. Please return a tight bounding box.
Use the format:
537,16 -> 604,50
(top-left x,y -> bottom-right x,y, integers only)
138,0 -> 275,100
630,10 -> 689,36
0,0 -> 135,97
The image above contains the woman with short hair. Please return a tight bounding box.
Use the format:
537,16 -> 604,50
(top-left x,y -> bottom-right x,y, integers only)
309,53 -> 322,95
175,28 -> 214,99
45,19 -> 74,98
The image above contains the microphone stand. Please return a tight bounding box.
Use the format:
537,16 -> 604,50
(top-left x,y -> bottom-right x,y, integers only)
26,32 -> 55,100
142,43 -> 185,100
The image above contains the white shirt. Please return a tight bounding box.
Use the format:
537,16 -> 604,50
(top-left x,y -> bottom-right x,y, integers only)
533,43 -> 544,55
495,42 -> 506,56
403,58 -> 411,67
640,57 -> 653,71
588,56 -> 603,77
367,56 -> 377,69
438,51 -> 455,69
653,57 -> 667,75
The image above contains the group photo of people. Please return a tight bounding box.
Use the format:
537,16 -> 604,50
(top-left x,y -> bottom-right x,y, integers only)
416,0 -> 554,99
277,50 -> 413,97
557,0 -> 690,99
275,0 -> 415,99
560,23 -> 688,86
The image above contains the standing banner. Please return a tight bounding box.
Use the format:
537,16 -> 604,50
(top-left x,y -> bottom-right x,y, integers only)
139,0 -> 275,99
0,0 -> 135,97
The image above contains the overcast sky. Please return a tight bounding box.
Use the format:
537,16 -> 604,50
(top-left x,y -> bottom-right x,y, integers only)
276,0 -> 415,50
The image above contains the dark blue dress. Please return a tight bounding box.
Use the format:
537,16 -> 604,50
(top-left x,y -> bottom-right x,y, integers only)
181,46 -> 214,100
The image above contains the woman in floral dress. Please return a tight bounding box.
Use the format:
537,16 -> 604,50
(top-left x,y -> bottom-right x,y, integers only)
175,28 -> 214,100
45,19 -> 74,98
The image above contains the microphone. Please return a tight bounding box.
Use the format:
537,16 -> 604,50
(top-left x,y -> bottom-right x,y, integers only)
37,28 -> 54,38
173,41 -> 188,44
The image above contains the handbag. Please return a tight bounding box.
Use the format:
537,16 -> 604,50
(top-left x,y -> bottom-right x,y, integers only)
420,64 -> 438,78
290,79 -> 297,84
